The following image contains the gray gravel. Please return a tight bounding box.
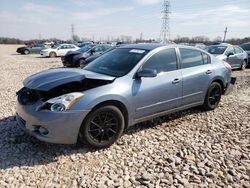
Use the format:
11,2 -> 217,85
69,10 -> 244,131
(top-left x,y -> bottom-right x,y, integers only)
0,45 -> 249,187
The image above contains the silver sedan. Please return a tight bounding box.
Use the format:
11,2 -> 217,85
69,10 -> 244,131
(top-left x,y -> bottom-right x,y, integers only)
16,44 -> 233,148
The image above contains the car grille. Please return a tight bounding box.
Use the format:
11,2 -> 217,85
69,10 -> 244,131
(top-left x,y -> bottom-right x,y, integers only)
17,87 -> 40,105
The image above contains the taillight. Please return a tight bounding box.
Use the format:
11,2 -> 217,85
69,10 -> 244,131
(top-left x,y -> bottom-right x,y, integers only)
224,61 -> 232,71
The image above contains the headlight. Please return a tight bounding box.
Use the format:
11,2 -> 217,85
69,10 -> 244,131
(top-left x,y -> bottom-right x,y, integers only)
45,92 -> 84,112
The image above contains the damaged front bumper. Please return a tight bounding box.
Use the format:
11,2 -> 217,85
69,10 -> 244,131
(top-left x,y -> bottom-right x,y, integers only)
16,100 -> 90,144
224,77 -> 236,95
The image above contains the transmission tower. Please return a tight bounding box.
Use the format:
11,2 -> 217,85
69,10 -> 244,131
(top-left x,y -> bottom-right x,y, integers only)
160,0 -> 171,44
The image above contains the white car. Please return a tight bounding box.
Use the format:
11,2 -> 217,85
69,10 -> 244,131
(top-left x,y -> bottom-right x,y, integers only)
40,44 -> 80,58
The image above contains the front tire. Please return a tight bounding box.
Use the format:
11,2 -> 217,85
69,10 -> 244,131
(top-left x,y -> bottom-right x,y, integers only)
202,82 -> 222,111
49,52 -> 56,58
79,106 -> 125,149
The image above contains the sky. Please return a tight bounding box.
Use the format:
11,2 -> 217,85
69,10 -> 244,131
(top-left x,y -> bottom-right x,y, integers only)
0,0 -> 249,41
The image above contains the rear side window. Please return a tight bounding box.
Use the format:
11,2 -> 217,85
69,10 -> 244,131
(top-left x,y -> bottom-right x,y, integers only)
202,52 -> 211,64
180,48 -> 203,68
234,47 -> 243,54
240,44 -> 250,51
143,48 -> 178,73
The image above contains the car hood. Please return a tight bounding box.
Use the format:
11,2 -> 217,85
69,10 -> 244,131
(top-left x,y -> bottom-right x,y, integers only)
23,68 -> 115,91
17,46 -> 27,50
213,54 -> 224,59
65,50 -> 81,56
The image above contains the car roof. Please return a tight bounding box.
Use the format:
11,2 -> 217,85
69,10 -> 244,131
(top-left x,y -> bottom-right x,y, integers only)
119,43 -> 209,52
119,43 -> 165,50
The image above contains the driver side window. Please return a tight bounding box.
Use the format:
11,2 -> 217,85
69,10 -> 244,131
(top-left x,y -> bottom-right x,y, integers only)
143,48 -> 178,73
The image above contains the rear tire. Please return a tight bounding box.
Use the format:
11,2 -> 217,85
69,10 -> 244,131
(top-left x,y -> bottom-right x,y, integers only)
202,82 -> 222,111
240,60 -> 247,70
24,50 -> 30,55
78,106 -> 125,149
49,52 -> 56,58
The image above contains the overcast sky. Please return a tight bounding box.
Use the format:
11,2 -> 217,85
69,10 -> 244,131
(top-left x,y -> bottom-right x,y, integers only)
0,0 -> 249,40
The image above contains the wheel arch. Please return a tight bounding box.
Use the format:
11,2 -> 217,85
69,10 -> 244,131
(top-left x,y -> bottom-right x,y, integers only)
90,100 -> 129,130
210,77 -> 226,94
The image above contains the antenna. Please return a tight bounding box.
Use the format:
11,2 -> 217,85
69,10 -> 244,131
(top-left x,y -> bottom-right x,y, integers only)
160,0 -> 171,44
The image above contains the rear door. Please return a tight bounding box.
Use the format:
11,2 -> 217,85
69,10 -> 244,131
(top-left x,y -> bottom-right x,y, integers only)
132,48 -> 182,120
178,48 -> 213,106
225,47 -> 239,69
233,46 -> 245,68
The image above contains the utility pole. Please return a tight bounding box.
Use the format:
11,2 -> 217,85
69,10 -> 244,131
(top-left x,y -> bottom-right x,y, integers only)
223,27 -> 228,42
160,0 -> 171,44
71,24 -> 75,39
140,32 -> 143,41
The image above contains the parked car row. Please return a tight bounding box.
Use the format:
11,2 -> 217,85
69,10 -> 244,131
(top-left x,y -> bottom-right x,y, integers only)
16,43 -> 236,148
62,44 -> 112,67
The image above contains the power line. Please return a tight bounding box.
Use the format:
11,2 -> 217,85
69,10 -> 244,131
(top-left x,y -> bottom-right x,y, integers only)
160,0 -> 171,43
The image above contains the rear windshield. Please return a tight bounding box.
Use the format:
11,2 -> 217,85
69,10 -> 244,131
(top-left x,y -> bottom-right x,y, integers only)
84,48 -> 149,77
240,44 -> 250,51
205,46 -> 227,54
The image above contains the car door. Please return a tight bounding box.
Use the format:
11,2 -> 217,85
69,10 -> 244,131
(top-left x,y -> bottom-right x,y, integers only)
224,47 -> 239,69
234,46 -> 245,68
132,48 -> 182,120
29,45 -> 36,53
57,45 -> 68,56
179,48 -> 213,106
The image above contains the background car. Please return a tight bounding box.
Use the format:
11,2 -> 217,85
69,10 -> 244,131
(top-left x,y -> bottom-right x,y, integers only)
40,44 -> 80,58
16,44 -> 48,55
16,44 -> 233,148
62,44 -> 112,67
205,44 -> 248,70
61,44 -> 95,65
240,42 -> 250,68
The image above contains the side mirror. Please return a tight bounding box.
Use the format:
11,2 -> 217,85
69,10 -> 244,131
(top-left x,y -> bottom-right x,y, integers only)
136,68 -> 157,78
227,53 -> 234,57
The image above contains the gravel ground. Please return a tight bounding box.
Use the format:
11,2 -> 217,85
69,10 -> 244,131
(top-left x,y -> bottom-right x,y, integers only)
0,45 -> 249,187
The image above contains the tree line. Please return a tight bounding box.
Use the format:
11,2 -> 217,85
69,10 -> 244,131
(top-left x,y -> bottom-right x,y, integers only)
0,37 -> 24,44
0,36 -> 249,45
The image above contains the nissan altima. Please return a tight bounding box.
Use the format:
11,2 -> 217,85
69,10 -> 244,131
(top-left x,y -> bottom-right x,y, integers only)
16,44 -> 234,148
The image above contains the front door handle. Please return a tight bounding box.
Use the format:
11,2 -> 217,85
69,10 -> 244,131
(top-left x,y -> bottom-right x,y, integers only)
206,70 -> 212,74
172,78 -> 181,84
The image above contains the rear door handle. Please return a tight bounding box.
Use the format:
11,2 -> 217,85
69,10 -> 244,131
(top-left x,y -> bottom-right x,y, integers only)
172,78 -> 181,84
206,70 -> 212,74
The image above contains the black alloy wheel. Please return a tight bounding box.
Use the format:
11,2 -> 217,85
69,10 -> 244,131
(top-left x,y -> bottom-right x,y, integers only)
202,82 -> 222,110
79,106 -> 125,148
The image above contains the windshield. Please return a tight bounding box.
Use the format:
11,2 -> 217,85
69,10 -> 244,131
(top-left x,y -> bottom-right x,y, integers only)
240,44 -> 250,51
52,45 -> 60,49
78,46 -> 92,53
84,48 -> 149,77
205,46 -> 227,54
